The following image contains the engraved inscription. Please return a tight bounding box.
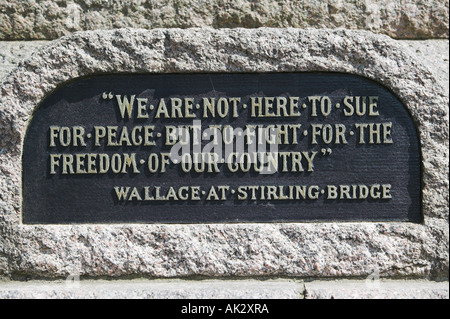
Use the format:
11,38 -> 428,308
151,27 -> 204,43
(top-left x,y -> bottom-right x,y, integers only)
22,73 -> 421,224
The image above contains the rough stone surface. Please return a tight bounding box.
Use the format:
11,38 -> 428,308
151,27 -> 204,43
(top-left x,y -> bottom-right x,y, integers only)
0,1 -> 448,40
0,279 -> 447,299
399,40 -> 450,96
0,28 -> 448,280
0,41 -> 48,82
1,39 -> 448,90
304,279 -> 449,299
0,279 -> 304,299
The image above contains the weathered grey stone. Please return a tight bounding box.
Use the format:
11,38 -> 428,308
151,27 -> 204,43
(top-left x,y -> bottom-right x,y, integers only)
1,39 -> 448,91
0,28 -> 448,280
398,40 -> 449,95
0,279 -> 447,299
0,1 -> 448,40
0,279 -> 304,299
304,279 -> 449,299
0,41 -> 49,82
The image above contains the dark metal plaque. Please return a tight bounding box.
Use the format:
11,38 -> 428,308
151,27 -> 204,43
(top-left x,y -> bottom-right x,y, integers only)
22,73 -> 421,224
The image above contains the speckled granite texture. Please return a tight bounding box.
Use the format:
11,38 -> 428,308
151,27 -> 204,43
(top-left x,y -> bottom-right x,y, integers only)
0,0 -> 448,40
0,279 -> 447,299
0,28 -> 448,280
1,39 -> 448,88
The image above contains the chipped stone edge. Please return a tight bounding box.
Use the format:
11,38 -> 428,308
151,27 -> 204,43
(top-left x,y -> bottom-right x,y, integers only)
0,279 -> 447,299
0,28 -> 448,280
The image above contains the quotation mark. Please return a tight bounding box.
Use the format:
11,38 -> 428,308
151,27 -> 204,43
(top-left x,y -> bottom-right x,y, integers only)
321,148 -> 332,156
102,92 -> 114,100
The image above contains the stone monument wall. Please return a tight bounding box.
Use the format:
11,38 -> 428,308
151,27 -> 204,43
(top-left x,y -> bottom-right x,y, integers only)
0,0 -> 448,40
0,0 -> 448,299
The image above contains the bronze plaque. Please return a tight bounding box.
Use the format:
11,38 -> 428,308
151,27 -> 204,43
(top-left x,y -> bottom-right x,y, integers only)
22,73 -> 421,224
